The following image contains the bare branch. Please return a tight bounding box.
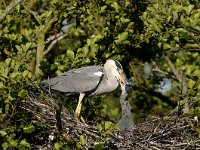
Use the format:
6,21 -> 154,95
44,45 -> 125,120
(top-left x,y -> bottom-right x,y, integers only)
164,56 -> 182,82
45,32 -> 64,44
44,33 -> 68,56
182,74 -> 189,114
164,56 -> 189,114
0,0 -> 23,22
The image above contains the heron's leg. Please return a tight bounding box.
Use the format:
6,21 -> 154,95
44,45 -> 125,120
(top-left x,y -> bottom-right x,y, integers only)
74,93 -> 85,118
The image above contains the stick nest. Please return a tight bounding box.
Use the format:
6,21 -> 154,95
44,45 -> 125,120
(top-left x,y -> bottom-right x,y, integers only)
20,94 -> 200,150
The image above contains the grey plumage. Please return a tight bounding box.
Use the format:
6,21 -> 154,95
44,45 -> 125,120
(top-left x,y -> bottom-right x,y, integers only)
40,66 -> 104,94
117,77 -> 134,131
40,59 -> 126,118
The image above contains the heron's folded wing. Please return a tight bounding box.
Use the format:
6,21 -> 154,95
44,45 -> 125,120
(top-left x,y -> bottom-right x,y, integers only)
49,66 -> 104,93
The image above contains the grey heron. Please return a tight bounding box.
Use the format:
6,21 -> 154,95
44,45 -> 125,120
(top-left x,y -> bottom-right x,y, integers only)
40,59 -> 127,118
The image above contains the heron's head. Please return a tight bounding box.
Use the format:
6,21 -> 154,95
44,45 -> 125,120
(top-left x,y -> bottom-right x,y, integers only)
104,59 -> 126,84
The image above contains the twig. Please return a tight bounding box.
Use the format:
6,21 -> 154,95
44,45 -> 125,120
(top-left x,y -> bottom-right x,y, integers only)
182,75 -> 189,114
164,56 -> 182,82
23,5 -> 42,25
0,0 -> 23,22
164,56 -> 189,114
44,33 -> 68,56
45,32 -> 64,44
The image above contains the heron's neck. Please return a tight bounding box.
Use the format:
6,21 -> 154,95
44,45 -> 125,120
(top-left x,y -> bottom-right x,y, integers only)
104,68 -> 119,88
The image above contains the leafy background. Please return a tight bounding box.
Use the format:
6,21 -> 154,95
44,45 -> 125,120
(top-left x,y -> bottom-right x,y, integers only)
0,0 -> 200,149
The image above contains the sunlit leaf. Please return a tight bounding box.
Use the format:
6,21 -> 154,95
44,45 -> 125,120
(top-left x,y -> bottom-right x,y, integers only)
23,125 -> 35,134
79,135 -> 86,145
67,50 -> 74,60
94,141 -> 104,150
18,89 -> 28,98
19,139 -> 30,148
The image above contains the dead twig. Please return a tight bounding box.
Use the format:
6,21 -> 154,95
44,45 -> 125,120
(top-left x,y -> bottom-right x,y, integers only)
0,0 -> 23,22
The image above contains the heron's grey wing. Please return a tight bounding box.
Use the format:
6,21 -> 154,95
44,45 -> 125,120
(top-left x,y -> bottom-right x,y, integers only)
49,66 -> 104,93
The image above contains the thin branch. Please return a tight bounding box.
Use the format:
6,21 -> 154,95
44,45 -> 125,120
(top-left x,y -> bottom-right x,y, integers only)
132,85 -> 176,107
164,56 -> 189,114
152,67 -> 177,81
23,5 -> 42,25
182,74 -> 189,114
44,33 -> 68,56
45,32 -> 64,44
164,56 -> 182,82
0,0 -> 23,22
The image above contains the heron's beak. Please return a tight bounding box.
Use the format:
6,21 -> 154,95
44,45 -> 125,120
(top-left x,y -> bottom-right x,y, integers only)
117,70 -> 126,84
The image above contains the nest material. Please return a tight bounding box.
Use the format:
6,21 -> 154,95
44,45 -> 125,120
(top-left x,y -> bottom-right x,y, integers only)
20,94 -> 200,150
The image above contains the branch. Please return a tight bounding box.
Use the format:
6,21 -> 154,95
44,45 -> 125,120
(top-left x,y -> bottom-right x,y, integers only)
182,75 -> 189,114
45,32 -> 64,44
132,85 -> 176,107
44,33 -> 68,56
0,0 -> 23,22
152,67 -> 177,81
23,5 -> 42,25
35,16 -> 57,75
164,56 -> 189,114
164,56 -> 182,82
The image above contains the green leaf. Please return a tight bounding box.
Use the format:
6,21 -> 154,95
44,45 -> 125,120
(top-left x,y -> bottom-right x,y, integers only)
82,47 -> 89,56
176,28 -> 188,39
120,17 -> 130,23
79,135 -> 86,145
100,6 -> 107,13
174,37 -> 179,42
0,130 -> 7,137
18,89 -> 28,98
115,32 -> 128,43
163,43 -> 171,50
5,58 -> 12,66
105,121 -> 113,130
5,104 -> 10,113
67,50 -> 74,60
24,42 -> 32,51
2,142 -> 10,150
185,5 -> 194,15
111,2 -> 120,12
0,82 -> 5,89
189,89 -> 198,97
125,1 -> 131,7
94,141 -> 104,150
54,142 -> 61,150
15,45 -> 23,52
10,72 -> 19,79
9,139 -> 18,147
23,125 -> 35,134
96,123 -> 103,132
19,139 -> 30,148
22,70 -> 29,78
184,43 -> 199,49
89,50 -> 96,58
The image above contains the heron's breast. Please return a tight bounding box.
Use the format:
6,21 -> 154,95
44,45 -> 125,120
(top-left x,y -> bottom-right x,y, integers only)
92,79 -> 119,95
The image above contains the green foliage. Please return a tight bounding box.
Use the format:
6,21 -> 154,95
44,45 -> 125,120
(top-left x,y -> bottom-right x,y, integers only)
0,0 -> 200,148
94,141 -> 104,150
54,141 -> 70,150
97,121 -> 119,137
76,135 -> 87,149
